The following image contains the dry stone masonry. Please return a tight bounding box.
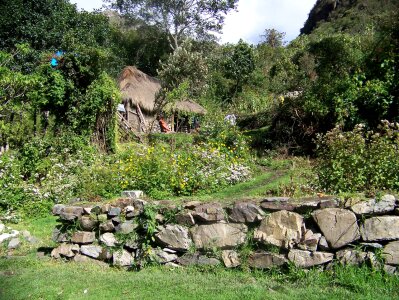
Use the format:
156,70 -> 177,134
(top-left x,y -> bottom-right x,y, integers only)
49,192 -> 399,273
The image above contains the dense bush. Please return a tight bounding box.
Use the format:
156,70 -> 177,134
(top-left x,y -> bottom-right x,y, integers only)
315,121 -> 399,193
0,134 -> 98,217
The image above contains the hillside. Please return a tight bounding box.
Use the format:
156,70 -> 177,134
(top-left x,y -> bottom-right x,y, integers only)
301,0 -> 399,35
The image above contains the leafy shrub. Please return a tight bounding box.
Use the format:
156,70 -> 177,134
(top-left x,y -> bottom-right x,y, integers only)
315,121 -> 399,193
0,134 -> 97,217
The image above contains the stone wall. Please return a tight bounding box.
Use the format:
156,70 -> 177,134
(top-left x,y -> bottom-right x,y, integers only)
50,192 -> 399,273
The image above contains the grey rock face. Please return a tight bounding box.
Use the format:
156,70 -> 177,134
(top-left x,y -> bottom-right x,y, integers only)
153,249 -> 178,263
113,249 -> 134,266
155,224 -> 192,251
383,241 -> 399,265
59,206 -> 83,221
177,253 -> 220,266
298,230 -> 321,252
254,210 -> 303,249
99,220 -> 115,232
288,250 -> 334,268
336,249 -> 376,266
73,254 -> 108,267
52,228 -> 69,243
52,204 -> 65,215
124,206 -> 136,218
80,245 -> 103,259
192,203 -> 225,223
183,201 -> 202,209
248,251 -> 287,269
115,221 -> 138,234
221,250 -> 240,268
318,236 -> 330,251
175,212 -> 196,226
191,223 -> 247,250
0,230 -> 19,244
51,243 -> 79,258
121,190 -> 143,199
383,264 -> 397,275
351,194 -> 396,215
79,216 -> 98,231
7,238 -> 21,249
260,197 -> 295,211
229,202 -> 265,223
108,207 -> 121,217
71,231 -> 95,244
361,216 -> 399,241
100,232 -> 117,247
312,208 -> 360,249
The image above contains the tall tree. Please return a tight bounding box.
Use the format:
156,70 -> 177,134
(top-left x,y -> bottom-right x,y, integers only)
109,0 -> 239,50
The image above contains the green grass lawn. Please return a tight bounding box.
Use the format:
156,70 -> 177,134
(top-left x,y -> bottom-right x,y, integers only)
1,255 -> 398,300
1,215 -> 398,300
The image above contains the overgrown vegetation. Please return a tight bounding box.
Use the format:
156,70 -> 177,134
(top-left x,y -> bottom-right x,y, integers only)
1,0 -> 399,217
316,120 -> 399,194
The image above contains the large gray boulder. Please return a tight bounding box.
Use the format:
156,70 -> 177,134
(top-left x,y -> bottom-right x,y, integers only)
191,223 -> 247,250
248,251 -> 287,269
312,208 -> 360,249
155,224 -> 192,251
7,238 -> 21,249
254,210 -> 304,249
70,231 -> 95,244
192,203 -> 225,223
351,195 -> 396,215
229,202 -> 265,223
100,232 -> 117,247
59,206 -> 83,221
113,249 -> 134,267
361,216 -> 399,241
115,221 -> 137,234
80,245 -> 103,259
383,241 -> 399,265
288,249 -> 334,268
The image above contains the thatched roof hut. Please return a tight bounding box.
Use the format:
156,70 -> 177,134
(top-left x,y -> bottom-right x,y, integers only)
164,100 -> 207,115
118,66 -> 161,114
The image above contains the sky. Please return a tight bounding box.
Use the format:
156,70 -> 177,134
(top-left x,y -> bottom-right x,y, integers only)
70,0 -> 317,44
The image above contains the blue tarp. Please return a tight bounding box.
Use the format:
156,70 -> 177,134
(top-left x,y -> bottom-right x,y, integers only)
50,50 -> 65,67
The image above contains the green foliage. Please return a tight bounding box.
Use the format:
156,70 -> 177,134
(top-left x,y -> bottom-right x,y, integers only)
260,29 -> 286,48
110,0 -> 239,50
0,134 -> 96,217
113,138 -> 251,198
158,41 -> 208,104
315,121 -> 399,193
207,40 -> 256,104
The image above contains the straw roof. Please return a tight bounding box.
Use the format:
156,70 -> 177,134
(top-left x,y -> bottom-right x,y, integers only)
164,100 -> 207,115
118,66 -> 161,113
